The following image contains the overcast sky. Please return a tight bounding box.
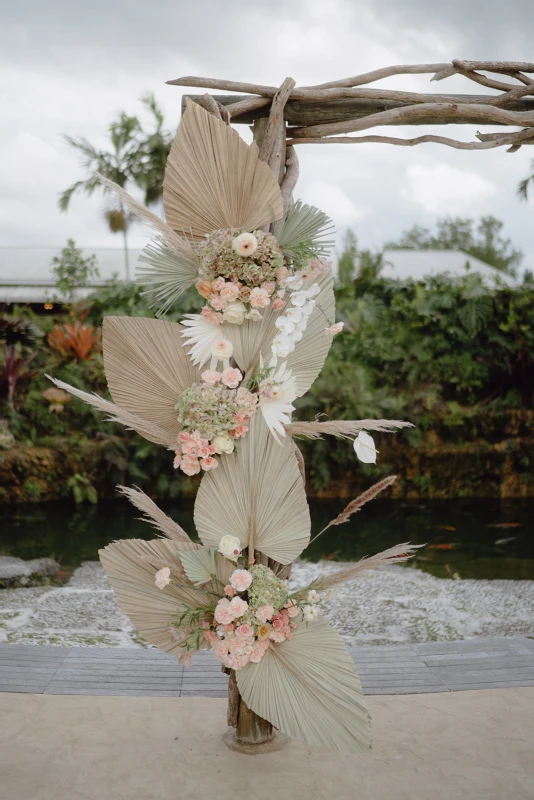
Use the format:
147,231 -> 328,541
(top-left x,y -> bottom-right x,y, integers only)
1,0 -> 534,272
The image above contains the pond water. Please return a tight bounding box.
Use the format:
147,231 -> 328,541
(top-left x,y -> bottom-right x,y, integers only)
2,498 -> 534,581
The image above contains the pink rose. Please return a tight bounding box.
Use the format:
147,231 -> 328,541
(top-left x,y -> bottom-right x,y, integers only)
255,605 -> 274,623
220,283 -> 240,302
287,604 -> 299,618
213,277 -> 226,291
235,624 -> 254,638
272,298 -> 286,311
249,643 -> 267,663
180,458 -> 200,476
229,596 -> 248,619
229,569 -> 253,592
201,306 -> 223,325
239,286 -> 252,302
221,367 -> 243,389
249,287 -> 270,308
234,424 -> 248,438
325,322 -> 344,337
214,598 -> 234,625
262,281 -> 276,295
155,567 -> 171,590
209,295 -> 227,311
178,431 -> 190,443
272,617 -> 284,631
269,630 -> 286,643
201,369 -> 221,385
224,585 -> 235,597
276,267 -> 289,285
200,456 -> 218,471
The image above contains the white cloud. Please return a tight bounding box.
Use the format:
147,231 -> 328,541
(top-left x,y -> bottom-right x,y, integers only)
401,163 -> 497,214
303,180 -> 368,226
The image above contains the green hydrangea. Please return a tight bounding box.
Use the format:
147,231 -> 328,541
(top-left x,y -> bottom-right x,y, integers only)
248,564 -> 288,610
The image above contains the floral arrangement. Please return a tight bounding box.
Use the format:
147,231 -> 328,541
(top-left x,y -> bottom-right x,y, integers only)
173,374 -> 258,475
51,99 -> 417,754
195,229 -> 286,323
155,535 -> 326,670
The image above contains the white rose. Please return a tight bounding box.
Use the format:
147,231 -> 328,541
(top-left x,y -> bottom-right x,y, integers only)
354,431 -> 378,464
210,338 -> 234,359
212,432 -> 235,454
245,309 -> 262,322
218,534 -> 241,560
222,300 -> 246,325
232,232 -> 258,257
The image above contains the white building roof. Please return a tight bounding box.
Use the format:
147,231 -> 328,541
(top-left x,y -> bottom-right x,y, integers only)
381,249 -> 518,288
0,247 -> 143,304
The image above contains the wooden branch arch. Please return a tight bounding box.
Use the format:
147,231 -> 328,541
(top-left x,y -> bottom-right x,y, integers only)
168,61 -> 534,206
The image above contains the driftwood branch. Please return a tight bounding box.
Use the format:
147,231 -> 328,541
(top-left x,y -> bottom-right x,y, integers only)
173,61 -> 534,153
280,145 -> 299,209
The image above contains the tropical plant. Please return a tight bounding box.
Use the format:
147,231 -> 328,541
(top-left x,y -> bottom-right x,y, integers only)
0,316 -> 42,406
51,239 -> 99,305
59,94 -> 172,279
47,322 -> 101,362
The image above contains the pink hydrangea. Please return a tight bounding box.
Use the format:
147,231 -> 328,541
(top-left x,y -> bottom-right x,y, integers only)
229,569 -> 253,592
221,367 -> 243,389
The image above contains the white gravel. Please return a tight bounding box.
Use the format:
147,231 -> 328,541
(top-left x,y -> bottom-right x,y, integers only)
1,560 -> 533,648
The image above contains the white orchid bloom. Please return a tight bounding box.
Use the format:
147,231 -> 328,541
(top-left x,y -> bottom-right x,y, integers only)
275,316 -> 296,335
285,273 -> 304,291
259,362 -> 297,442
306,283 -> 321,298
301,300 -> 316,317
285,306 -> 303,324
354,431 -> 379,464
271,333 -> 295,359
289,290 -> 308,307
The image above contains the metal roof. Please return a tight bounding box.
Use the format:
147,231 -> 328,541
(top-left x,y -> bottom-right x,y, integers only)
381,249 -> 519,288
0,247 -> 144,303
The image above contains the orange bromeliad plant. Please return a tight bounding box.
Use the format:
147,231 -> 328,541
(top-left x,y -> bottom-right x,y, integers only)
47,322 -> 101,361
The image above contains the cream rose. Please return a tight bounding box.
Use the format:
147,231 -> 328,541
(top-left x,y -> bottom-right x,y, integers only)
210,338 -> 234,359
211,432 -> 235,454
222,300 -> 246,325
232,232 -> 258,257
218,534 -> 241,561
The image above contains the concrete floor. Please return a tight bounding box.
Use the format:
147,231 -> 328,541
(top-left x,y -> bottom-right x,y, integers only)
1,689 -> 533,800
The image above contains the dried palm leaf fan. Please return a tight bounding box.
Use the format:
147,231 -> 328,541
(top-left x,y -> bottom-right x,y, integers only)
48,87 -> 419,756
163,99 -> 284,238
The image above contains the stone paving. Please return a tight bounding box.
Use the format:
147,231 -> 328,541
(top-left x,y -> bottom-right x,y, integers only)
1,560 -> 533,648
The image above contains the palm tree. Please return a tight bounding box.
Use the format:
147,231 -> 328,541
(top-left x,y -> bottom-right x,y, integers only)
518,160 -> 534,203
59,94 -> 172,280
